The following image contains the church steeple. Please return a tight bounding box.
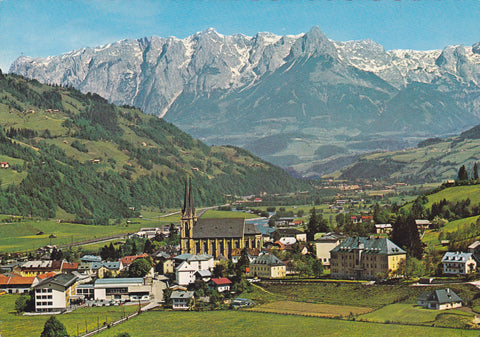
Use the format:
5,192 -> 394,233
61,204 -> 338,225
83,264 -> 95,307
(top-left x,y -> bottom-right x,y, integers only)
182,178 -> 195,217
180,178 -> 196,254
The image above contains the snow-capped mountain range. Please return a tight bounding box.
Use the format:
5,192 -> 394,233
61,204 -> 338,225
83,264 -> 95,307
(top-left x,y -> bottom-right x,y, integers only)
10,27 -> 480,178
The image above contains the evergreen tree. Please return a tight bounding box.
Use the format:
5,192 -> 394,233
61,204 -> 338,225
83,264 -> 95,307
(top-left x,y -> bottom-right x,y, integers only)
391,214 -> 423,259
458,165 -> 469,182
108,242 -> 116,259
474,162 -> 479,180
144,239 -> 153,254
40,316 -> 69,337
235,247 -> 250,276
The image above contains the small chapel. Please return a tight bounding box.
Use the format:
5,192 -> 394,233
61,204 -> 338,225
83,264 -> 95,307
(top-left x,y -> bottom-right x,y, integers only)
180,180 -> 264,259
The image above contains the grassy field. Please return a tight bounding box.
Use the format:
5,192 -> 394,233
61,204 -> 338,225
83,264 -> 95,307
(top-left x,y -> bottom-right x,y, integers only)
0,294 -> 139,337
0,154 -> 27,186
252,282 -> 479,309
249,300 -> 372,317
201,210 -> 260,219
95,310 -> 479,337
0,218 -> 165,253
358,303 -> 473,326
422,215 -> 480,249
423,184 -> 480,210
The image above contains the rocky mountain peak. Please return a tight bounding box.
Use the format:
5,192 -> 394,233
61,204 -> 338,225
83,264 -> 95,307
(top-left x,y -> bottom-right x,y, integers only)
287,26 -> 337,60
9,27 -> 480,178
473,41 -> 480,55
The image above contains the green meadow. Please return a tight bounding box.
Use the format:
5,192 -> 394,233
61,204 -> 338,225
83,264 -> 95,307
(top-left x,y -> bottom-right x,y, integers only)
422,215 -> 480,249
0,208 -> 264,253
0,295 -> 139,337
0,217 -> 161,253
358,303 -> 473,327
95,310 -> 479,337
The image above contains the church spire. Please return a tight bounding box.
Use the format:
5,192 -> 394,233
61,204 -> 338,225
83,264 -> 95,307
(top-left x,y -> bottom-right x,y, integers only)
182,177 -> 195,217
183,178 -> 189,214
189,179 -> 194,213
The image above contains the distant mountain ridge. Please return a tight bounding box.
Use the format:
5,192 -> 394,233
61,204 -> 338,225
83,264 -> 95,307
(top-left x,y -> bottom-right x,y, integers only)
327,123 -> 480,184
10,27 -> 480,178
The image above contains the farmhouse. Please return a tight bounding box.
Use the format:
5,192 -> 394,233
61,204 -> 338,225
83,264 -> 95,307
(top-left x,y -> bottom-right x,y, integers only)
180,180 -> 263,259
170,290 -> 194,310
417,288 -> 462,310
415,219 -> 432,231
0,162 -> 9,168
330,236 -> 406,280
375,224 -> 392,234
441,251 -> 476,275
210,277 -> 232,293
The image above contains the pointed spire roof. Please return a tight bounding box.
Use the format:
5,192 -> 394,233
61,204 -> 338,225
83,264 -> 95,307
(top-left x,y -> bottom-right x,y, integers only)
183,179 -> 189,214
182,178 -> 195,217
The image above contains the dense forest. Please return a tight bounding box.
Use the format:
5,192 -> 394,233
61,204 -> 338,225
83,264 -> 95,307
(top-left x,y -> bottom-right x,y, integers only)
0,71 -> 311,222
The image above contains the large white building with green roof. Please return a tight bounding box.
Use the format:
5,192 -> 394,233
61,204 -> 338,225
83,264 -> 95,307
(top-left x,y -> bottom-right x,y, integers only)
330,236 -> 406,280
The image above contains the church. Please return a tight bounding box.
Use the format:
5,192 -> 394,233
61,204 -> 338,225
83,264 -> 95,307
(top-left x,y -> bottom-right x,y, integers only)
180,180 -> 264,259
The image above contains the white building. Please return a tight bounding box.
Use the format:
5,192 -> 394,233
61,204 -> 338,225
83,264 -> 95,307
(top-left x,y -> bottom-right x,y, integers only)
441,252 -> 477,275
375,224 -> 392,234
93,278 -> 150,302
175,262 -> 197,286
210,278 -> 232,293
174,254 -> 214,286
170,290 -> 194,310
32,274 -> 78,312
417,288 -> 463,310
315,232 -> 346,268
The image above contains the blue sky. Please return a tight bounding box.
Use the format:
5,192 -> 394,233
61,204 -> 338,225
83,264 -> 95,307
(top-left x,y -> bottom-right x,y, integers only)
1,0 -> 479,72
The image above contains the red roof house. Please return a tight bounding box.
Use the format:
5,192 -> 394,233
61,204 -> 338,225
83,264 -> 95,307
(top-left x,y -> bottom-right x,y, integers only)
210,277 -> 232,293
120,253 -> 149,267
0,275 -> 36,293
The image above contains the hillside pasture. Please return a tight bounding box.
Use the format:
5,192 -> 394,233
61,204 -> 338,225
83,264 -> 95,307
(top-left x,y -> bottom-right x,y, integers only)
424,184 -> 480,210
358,303 -> 473,327
422,215 -> 480,249
253,282 -> 479,309
95,310 -> 479,337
